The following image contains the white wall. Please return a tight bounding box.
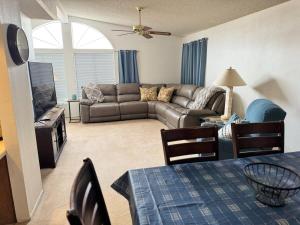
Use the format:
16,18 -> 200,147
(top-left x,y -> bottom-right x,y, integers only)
183,0 -> 300,152
0,0 -> 43,221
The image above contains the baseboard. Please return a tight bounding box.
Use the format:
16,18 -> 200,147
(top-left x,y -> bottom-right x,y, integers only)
29,189 -> 44,218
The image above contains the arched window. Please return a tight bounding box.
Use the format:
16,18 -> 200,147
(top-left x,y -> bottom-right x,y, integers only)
32,21 -> 63,49
71,22 -> 113,49
32,21 -> 116,103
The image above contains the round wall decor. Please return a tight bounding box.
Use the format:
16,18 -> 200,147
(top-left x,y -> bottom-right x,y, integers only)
7,24 -> 29,65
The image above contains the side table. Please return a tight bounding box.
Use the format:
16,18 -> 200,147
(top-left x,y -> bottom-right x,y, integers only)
67,100 -> 81,123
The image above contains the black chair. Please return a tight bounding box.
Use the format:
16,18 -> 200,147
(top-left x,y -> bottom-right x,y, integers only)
231,121 -> 284,158
67,158 -> 111,225
160,127 -> 219,165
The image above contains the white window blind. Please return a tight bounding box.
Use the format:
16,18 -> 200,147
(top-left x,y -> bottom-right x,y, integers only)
35,53 -> 68,103
74,52 -> 116,96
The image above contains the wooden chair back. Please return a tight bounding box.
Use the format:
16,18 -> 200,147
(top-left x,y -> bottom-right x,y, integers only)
231,121 -> 284,158
160,127 -> 219,165
67,158 -> 111,225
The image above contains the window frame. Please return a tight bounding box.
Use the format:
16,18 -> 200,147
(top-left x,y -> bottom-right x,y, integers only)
32,21 -> 64,49
71,22 -> 114,50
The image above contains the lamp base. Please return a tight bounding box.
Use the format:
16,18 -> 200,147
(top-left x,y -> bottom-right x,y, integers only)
222,86 -> 233,121
221,115 -> 230,121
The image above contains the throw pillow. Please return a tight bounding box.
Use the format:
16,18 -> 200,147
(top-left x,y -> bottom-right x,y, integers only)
189,86 -> 224,110
140,87 -> 158,101
218,114 -> 243,139
225,113 -> 240,125
157,87 -> 174,103
83,83 -> 104,103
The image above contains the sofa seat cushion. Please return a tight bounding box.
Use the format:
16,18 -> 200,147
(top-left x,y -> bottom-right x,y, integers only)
155,102 -> 169,118
165,103 -> 182,110
166,108 -> 182,128
147,101 -> 159,114
173,107 -> 187,114
119,101 -> 148,115
90,102 -> 120,118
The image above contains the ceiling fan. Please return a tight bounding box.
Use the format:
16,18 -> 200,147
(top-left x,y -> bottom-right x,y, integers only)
112,7 -> 172,39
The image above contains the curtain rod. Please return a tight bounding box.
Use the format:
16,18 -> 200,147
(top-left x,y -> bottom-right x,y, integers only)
114,50 -> 139,52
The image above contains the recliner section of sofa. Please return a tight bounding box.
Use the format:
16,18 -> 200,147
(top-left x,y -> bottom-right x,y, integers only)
117,83 -> 148,120
80,83 -> 225,128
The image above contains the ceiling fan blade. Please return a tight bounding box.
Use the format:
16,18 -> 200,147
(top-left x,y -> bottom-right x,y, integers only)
118,32 -> 136,36
112,29 -> 133,32
143,26 -> 152,31
149,31 -> 172,36
143,33 -> 153,39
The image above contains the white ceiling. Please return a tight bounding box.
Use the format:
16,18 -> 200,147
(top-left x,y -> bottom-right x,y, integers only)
60,0 -> 288,36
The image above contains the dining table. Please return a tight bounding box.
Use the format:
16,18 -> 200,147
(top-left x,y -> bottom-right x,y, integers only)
112,152 -> 300,225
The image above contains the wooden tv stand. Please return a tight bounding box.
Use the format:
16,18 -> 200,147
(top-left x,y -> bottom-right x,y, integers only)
34,107 -> 67,168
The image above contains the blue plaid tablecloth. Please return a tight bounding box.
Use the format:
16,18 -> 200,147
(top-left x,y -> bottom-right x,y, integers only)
112,152 -> 300,225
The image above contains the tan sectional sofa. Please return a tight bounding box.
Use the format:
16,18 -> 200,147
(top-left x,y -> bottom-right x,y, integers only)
80,83 -> 225,128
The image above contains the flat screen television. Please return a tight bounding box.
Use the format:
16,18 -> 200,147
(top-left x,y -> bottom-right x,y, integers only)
28,62 -> 57,122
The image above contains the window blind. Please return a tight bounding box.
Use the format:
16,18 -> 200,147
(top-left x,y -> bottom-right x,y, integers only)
74,52 -> 116,96
35,53 -> 68,103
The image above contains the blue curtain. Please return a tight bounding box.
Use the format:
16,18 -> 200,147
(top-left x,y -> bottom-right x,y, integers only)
181,38 -> 208,86
118,50 -> 140,83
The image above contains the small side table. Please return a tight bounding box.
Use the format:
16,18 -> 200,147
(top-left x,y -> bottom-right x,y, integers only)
67,100 -> 81,123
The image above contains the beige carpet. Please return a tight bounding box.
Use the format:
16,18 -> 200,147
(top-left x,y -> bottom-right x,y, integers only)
17,119 -> 166,225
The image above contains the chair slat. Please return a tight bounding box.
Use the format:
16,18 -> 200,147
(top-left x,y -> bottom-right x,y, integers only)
234,122 -> 283,135
162,127 -> 217,142
238,149 -> 282,158
238,136 -> 282,149
161,127 -> 219,165
167,141 -> 216,157
170,156 -> 217,165
232,121 -> 284,158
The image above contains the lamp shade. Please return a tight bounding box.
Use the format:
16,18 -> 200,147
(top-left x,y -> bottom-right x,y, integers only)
214,67 -> 246,87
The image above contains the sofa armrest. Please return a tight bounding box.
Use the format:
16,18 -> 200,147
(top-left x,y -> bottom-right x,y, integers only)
181,109 -> 217,117
80,99 -> 94,106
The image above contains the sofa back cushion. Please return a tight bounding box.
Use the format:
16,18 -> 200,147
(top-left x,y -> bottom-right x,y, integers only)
171,84 -> 197,108
187,89 -> 225,114
82,84 -> 117,102
117,83 -> 140,103
140,83 -> 165,92
166,84 -> 181,95
191,87 -> 203,101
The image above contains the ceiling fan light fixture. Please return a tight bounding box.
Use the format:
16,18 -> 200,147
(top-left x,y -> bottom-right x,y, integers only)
112,7 -> 172,39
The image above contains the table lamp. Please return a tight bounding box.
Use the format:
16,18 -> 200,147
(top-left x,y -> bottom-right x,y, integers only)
213,67 -> 246,120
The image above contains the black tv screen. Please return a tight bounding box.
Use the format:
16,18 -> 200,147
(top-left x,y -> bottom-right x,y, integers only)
28,62 -> 57,121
